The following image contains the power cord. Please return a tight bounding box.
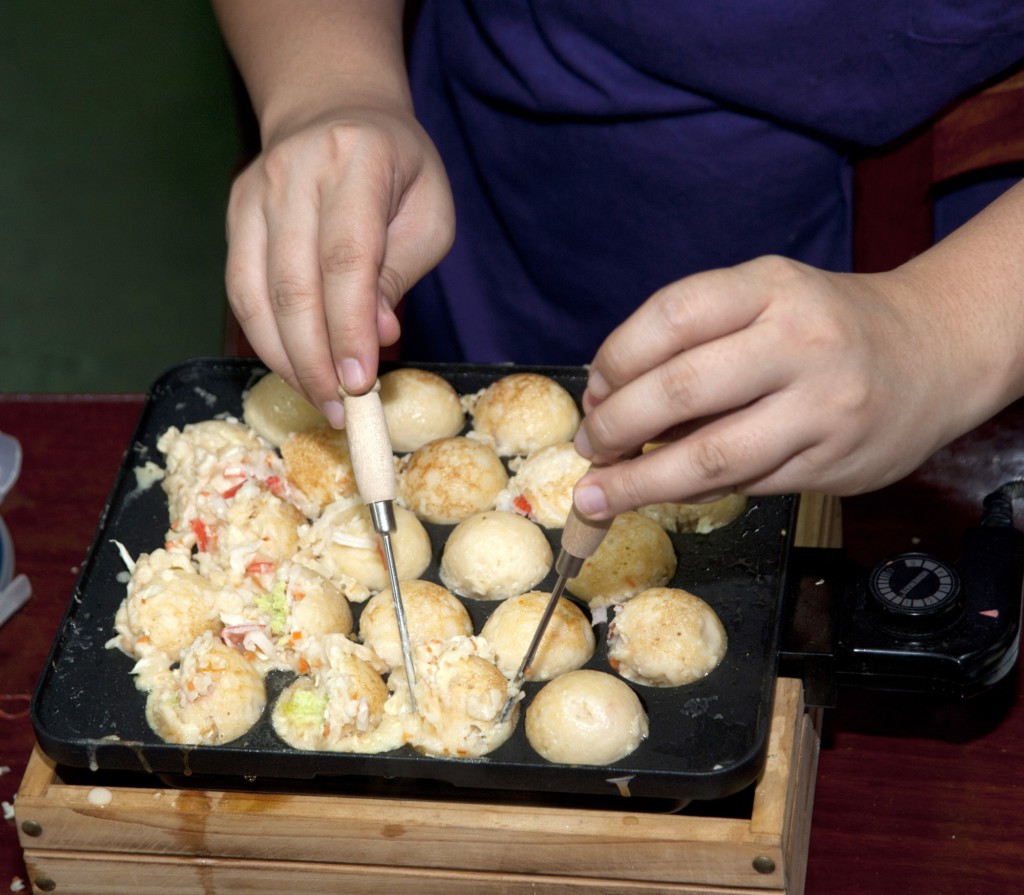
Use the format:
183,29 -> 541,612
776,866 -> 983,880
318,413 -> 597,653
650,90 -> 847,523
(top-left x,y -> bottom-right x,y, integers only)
981,480 -> 1024,528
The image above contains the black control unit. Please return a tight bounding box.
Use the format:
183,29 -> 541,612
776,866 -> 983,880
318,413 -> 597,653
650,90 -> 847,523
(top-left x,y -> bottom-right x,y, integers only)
783,487 -> 1024,705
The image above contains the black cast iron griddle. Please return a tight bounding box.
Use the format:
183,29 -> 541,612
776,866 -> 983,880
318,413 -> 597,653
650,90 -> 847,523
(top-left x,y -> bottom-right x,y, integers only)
31,358 -> 798,802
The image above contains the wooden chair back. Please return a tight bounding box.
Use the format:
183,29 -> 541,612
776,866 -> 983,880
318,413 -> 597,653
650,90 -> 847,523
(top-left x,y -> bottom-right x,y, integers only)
853,64 -> 1024,273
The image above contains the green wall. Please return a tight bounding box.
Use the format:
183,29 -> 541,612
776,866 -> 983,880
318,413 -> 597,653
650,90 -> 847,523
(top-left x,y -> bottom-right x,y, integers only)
1,1 -> 245,392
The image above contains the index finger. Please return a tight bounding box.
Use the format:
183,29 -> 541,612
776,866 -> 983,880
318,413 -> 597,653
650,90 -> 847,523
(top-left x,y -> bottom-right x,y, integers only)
319,172 -> 393,396
584,261 -> 778,410
263,187 -> 344,411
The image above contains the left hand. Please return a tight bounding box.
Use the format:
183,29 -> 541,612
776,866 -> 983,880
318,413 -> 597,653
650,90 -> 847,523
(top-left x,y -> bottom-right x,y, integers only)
571,254 -> 980,518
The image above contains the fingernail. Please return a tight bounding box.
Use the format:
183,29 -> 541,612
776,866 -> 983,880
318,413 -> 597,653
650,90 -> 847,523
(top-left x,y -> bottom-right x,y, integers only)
574,427 -> 593,459
322,400 -> 346,429
585,369 -> 610,402
339,358 -> 366,394
574,483 -> 608,517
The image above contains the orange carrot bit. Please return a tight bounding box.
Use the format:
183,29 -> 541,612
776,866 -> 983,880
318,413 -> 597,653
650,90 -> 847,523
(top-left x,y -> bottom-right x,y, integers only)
513,495 -> 533,515
297,657 -> 311,674
291,631 -> 303,641
190,518 -> 212,552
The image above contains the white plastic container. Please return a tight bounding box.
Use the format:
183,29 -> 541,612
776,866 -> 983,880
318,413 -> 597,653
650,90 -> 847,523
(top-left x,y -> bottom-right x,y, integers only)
0,430 -> 31,626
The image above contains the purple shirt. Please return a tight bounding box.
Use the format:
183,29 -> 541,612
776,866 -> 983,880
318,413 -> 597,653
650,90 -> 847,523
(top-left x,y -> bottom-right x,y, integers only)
402,1 -> 1024,364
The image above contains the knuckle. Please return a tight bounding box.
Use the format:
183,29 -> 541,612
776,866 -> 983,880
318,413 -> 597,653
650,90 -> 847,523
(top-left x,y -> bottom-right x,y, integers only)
829,374 -> 873,419
259,142 -> 297,191
268,273 -> 318,316
689,435 -> 731,483
325,122 -> 393,187
224,265 -> 265,327
325,120 -> 366,157
292,363 -> 339,400
226,284 -> 264,326
651,288 -> 697,343
748,253 -> 802,283
656,358 -> 701,414
580,408 -> 617,456
321,239 -> 374,277
794,301 -> 846,349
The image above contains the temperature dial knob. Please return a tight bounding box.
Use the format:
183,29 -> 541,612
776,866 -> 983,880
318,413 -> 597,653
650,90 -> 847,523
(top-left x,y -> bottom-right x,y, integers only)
867,552 -> 962,637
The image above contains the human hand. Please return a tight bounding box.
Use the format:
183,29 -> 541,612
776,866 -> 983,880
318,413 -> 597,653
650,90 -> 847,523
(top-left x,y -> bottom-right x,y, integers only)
571,255 -> 986,518
224,105 -> 455,423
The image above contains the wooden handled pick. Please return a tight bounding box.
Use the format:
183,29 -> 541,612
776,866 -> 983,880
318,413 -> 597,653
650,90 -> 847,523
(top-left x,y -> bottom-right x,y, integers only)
339,380 -> 419,711
498,501 -> 613,723
338,380 -> 396,504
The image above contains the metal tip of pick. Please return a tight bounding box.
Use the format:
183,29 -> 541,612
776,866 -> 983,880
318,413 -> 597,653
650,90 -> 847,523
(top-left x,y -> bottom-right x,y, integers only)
378,529 -> 419,714
497,689 -> 519,725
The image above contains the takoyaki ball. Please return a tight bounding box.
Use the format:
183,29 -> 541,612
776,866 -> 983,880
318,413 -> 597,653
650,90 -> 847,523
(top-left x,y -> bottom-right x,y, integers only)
295,500 -> 431,602
607,587 -> 727,687
379,367 -> 465,452
279,426 -> 357,515
525,670 -> 648,766
110,548 -> 222,662
284,563 -> 354,641
496,441 -> 591,529
220,562 -> 354,674
158,417 -> 282,526
566,511 -> 677,609
479,590 -> 595,682
639,494 -> 748,534
145,632 -> 266,746
272,637 -> 396,752
242,371 -> 325,447
358,579 -> 473,672
198,482 -> 307,585
396,436 -> 508,525
466,373 -> 580,456
408,636 -> 517,758
439,510 -> 553,601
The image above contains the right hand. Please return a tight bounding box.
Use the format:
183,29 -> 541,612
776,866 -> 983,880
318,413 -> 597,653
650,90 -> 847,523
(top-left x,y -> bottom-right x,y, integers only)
224,105 -> 455,421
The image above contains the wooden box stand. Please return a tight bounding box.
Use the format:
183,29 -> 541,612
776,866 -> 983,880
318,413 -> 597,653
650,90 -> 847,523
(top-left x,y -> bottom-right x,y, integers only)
15,677 -> 818,895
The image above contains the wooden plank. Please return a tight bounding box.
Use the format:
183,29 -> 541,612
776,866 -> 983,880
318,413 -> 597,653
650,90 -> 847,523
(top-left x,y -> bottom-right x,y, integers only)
16,678 -> 809,891
16,760 -> 781,889
750,679 -> 803,836
932,67 -> 1024,182
21,850 -> 787,895
782,709 -> 822,895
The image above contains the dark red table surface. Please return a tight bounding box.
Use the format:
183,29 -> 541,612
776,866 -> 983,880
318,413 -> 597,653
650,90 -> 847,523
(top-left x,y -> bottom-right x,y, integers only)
2,393 -> 1023,894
